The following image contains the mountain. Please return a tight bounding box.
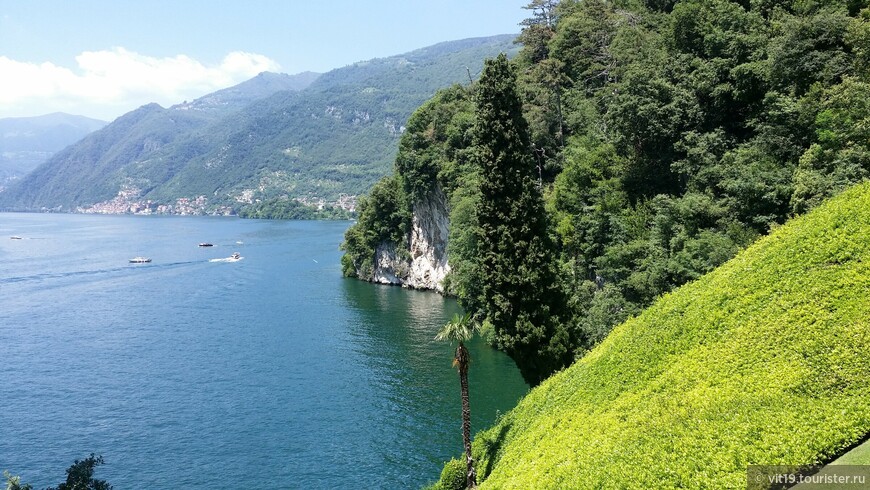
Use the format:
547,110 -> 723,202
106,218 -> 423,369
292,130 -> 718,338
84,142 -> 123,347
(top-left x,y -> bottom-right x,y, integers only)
0,113 -> 106,185
170,71 -> 321,114
0,35 -> 518,213
431,182 -> 870,488
0,70 -> 321,211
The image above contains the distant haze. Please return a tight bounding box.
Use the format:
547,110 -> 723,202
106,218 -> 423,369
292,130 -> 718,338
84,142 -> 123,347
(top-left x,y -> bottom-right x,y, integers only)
0,113 -> 107,182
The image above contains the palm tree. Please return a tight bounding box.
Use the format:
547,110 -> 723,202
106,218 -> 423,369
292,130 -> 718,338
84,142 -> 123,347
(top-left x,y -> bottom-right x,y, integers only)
436,312 -> 478,489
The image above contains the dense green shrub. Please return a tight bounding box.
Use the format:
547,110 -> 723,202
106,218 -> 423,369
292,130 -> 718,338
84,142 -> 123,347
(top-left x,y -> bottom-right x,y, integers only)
433,458 -> 467,490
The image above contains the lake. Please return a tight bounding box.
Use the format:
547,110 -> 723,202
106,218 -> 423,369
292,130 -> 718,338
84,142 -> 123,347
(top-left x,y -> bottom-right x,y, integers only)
0,213 -> 527,489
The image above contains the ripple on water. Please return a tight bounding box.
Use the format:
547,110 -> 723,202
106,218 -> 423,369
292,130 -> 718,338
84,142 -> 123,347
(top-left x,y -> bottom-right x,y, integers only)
0,214 -> 527,488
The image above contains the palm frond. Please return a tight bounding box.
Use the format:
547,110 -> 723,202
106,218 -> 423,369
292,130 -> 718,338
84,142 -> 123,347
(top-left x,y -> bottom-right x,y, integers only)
435,312 -> 477,343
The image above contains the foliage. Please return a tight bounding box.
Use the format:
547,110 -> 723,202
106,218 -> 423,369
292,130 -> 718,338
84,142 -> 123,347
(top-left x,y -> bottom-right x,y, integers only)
326,0 -> 870,485
435,313 -> 478,344
444,171 -> 482,303
469,54 -> 573,386
4,471 -> 32,490
396,85 -> 476,201
350,0 -> 870,394
791,76 -> 870,212
4,454 -> 112,490
340,82 -> 481,285
237,198 -> 352,220
465,182 -> 870,488
436,313 -> 480,489
45,454 -> 112,490
425,458 -> 466,490
340,175 -> 411,278
539,0 -> 870,362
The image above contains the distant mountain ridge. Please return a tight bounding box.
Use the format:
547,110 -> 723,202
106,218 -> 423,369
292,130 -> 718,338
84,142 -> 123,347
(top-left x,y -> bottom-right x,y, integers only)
0,34 -> 518,214
0,113 -> 107,185
171,71 -> 321,113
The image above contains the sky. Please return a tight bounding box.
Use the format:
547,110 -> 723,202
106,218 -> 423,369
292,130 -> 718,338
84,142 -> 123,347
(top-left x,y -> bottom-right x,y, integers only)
0,1 -> 527,121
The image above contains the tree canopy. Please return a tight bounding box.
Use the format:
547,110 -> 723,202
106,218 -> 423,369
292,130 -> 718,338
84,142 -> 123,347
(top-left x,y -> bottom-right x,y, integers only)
469,54 -> 573,385
344,0 -> 870,385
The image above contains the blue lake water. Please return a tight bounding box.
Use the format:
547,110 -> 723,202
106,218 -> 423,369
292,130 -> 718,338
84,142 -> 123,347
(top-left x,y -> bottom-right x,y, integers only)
0,213 -> 527,489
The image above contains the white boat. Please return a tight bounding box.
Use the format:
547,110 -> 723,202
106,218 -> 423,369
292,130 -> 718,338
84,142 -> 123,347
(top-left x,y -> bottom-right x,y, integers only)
10,236 -> 22,240
129,256 -> 152,263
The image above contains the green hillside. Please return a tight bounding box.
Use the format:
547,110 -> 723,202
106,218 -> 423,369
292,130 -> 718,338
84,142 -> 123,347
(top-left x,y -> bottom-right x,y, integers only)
0,112 -> 106,182
0,36 -> 518,213
144,35 -> 519,206
450,182 -> 870,488
0,72 -> 314,211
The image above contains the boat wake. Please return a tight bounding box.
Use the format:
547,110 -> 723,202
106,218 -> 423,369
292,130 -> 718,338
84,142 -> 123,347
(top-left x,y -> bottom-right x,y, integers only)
0,260 -> 202,285
209,252 -> 243,263
209,257 -> 244,263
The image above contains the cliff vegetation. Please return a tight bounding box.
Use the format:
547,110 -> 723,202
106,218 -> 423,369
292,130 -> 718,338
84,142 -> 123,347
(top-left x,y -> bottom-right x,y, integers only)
343,0 -> 870,386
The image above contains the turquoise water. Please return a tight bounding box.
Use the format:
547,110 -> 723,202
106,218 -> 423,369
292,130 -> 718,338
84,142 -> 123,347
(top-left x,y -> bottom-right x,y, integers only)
0,213 -> 527,489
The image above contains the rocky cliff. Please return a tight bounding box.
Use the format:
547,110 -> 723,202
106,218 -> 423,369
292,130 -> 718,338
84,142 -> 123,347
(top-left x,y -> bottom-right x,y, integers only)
370,186 -> 451,292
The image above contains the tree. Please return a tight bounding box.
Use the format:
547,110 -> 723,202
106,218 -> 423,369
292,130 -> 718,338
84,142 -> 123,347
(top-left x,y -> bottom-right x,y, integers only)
517,0 -> 571,179
791,76 -> 870,213
4,471 -> 33,490
3,455 -> 111,490
45,454 -> 112,490
435,313 -> 479,489
340,174 -> 411,278
470,53 -> 573,385
517,0 -> 561,65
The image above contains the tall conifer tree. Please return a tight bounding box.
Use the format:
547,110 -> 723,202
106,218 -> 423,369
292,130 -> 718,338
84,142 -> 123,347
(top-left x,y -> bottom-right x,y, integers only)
470,53 -> 573,385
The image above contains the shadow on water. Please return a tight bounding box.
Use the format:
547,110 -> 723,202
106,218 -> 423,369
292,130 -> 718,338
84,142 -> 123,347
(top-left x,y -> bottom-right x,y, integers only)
339,278 -> 528,481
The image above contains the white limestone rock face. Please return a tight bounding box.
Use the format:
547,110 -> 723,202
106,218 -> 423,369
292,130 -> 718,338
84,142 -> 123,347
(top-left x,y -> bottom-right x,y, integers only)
367,186 -> 450,292
371,242 -> 405,286
405,186 -> 451,292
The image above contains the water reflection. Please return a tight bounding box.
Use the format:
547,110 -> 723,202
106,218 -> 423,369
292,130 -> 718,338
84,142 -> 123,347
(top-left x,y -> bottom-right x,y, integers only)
0,214 -> 526,488
340,278 -> 528,475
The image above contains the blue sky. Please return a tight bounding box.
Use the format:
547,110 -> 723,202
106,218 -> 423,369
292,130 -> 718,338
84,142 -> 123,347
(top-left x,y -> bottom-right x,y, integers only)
0,1 -> 527,120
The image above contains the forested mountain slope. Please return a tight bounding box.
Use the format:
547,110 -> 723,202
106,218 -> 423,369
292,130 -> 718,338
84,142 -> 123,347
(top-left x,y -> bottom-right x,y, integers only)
343,0 -> 870,385
0,113 -> 106,184
0,36 -> 518,214
445,181 -> 870,488
0,71 -> 316,211
147,35 -> 519,209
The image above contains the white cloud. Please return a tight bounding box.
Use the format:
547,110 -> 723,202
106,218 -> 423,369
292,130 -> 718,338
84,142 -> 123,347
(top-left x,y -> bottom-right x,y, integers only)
0,48 -> 280,121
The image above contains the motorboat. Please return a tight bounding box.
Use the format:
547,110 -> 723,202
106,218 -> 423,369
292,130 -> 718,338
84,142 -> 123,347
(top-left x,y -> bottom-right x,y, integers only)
129,256 -> 152,263
209,252 -> 242,263
198,243 -> 214,247
10,236 -> 22,240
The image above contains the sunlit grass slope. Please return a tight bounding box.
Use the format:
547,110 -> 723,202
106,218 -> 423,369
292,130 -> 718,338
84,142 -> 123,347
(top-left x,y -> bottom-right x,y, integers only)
471,182 -> 870,489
